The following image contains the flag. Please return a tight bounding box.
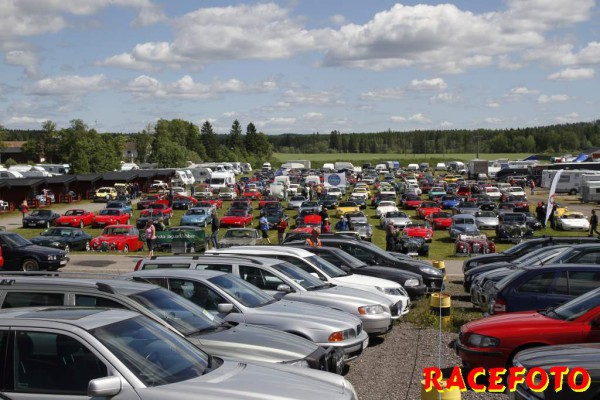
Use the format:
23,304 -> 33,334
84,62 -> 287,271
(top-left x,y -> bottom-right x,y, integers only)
324,173 -> 346,188
546,169 -> 563,225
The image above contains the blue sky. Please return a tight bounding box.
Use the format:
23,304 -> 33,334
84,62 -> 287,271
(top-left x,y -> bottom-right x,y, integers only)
1,0 -> 598,135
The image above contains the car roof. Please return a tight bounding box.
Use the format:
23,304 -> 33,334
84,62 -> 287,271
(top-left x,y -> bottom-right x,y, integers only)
209,245 -> 315,257
521,263 -> 600,272
0,307 -> 139,330
140,254 -> 284,268
0,275 -> 156,296
129,269 -> 226,280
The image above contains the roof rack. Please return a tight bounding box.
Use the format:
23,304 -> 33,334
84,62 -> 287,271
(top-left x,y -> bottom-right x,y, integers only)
0,271 -> 124,279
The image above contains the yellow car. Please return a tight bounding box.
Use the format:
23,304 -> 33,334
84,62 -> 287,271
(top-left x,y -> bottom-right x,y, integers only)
94,187 -> 118,202
336,200 -> 360,218
444,175 -> 458,183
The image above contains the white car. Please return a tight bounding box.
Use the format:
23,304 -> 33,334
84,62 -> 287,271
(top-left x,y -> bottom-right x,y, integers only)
376,200 -> 399,217
380,211 -> 412,229
407,183 -> 422,196
557,212 -> 590,231
475,211 -> 499,230
507,186 -> 526,197
287,195 -> 307,210
325,187 -> 343,199
435,163 -> 447,171
287,183 -> 300,196
483,186 -> 502,200
352,187 -> 370,199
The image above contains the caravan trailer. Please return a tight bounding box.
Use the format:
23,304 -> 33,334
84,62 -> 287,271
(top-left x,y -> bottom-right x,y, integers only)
541,169 -> 600,195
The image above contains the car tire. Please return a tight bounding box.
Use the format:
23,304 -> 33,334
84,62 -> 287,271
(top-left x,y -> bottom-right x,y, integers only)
123,244 -> 129,253
79,220 -> 84,229
85,241 -> 91,251
22,259 -> 39,272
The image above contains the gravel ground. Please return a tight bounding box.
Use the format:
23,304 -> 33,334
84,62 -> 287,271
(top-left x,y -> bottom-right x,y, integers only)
346,281 -> 505,400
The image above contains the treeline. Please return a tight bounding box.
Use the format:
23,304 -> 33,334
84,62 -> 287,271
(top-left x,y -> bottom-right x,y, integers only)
270,121 -> 600,154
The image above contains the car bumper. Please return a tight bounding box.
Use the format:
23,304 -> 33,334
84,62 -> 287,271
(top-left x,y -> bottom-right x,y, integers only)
23,220 -> 51,227
404,283 -> 427,299
318,330 -> 369,362
359,313 -> 393,335
449,339 -> 505,370
41,258 -> 68,271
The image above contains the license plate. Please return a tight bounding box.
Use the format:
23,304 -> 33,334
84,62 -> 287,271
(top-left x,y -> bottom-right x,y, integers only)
28,223 -> 37,227
59,260 -> 67,265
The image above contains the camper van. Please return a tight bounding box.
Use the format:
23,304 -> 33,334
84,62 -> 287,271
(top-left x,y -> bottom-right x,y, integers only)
172,170 -> 195,186
406,163 -> 419,171
189,167 -> 212,184
0,168 -> 24,179
241,162 -> 252,173
262,162 -> 272,171
541,170 -> 600,194
209,171 -> 236,191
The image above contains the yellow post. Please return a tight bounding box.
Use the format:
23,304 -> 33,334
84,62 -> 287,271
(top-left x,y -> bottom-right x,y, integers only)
430,292 -> 452,329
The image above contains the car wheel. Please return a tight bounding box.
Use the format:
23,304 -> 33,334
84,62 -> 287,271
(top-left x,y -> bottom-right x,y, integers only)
569,189 -> 577,195
64,244 -> 70,253
85,241 -> 91,251
79,220 -> 84,229
123,244 -> 129,253
22,259 -> 39,271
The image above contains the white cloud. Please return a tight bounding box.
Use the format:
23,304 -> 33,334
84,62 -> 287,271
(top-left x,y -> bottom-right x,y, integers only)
303,112 -> 325,121
330,14 -> 346,26
503,86 -> 539,102
574,42 -> 600,65
26,74 -> 110,96
7,115 -> 48,125
538,94 -> 570,104
440,121 -> 453,127
390,113 -> 430,123
503,0 -> 595,30
556,112 -> 580,123
96,53 -> 156,71
4,50 -> 39,76
497,55 -> 523,70
547,68 -> 595,80
279,89 -> 343,106
390,116 -> 406,122
486,101 -> 500,108
360,88 -> 404,100
429,92 -> 461,104
410,78 -> 447,91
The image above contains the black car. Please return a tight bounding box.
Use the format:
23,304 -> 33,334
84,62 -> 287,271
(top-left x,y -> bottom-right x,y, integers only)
318,195 -> 339,209
293,245 -> 426,299
22,209 -> 60,229
495,212 -> 533,243
463,236 -> 600,273
513,344 -> 600,400
393,235 -> 429,257
475,197 -> 496,211
172,197 -> 194,210
284,237 -> 444,294
0,231 -> 68,271
262,208 -> 288,228
29,227 -> 92,252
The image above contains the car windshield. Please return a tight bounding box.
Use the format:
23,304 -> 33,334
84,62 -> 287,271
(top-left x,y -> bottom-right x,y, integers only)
103,227 -> 131,235
129,287 -> 220,336
92,315 -> 209,387
2,233 -> 31,247
223,230 -> 255,239
100,209 -> 120,216
551,288 -> 600,321
64,210 -> 84,216
453,217 -> 475,225
188,209 -> 205,215
306,255 -> 348,278
512,246 -> 571,266
339,201 -> 357,207
431,212 -> 451,219
271,261 -> 325,290
44,228 -> 72,237
226,210 -> 246,217
502,214 -> 526,223
291,196 -> 306,201
477,211 -> 496,218
29,210 -> 51,216
208,274 -> 275,308
107,202 -> 123,208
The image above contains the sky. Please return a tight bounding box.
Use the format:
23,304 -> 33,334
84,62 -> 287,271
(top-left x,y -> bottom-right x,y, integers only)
1,0 -> 599,135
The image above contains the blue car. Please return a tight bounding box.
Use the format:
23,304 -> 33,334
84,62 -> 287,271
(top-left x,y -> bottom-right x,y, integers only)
180,207 -> 213,227
440,195 -> 461,210
449,214 -> 478,240
106,200 -> 133,216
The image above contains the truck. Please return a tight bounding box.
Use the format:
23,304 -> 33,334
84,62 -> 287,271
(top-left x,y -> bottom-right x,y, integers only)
467,159 -> 488,180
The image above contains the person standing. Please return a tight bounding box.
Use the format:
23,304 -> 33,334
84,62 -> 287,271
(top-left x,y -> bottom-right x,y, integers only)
305,228 -> 322,247
20,199 -> 29,221
590,210 -> 600,237
319,207 -> 329,231
535,201 -> 546,229
529,179 -> 535,195
259,214 -> 271,244
145,220 -> 156,258
549,204 -> 558,229
385,220 -> 397,251
276,216 -> 288,244
210,210 -> 219,249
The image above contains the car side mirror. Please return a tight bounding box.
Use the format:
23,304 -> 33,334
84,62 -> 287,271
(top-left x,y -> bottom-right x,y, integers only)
217,303 -> 234,314
276,284 -> 293,293
88,376 -> 122,397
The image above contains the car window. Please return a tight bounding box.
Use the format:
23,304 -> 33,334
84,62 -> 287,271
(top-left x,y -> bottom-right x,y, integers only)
167,279 -> 224,313
571,250 -> 600,264
192,264 -> 233,273
568,271 -> 600,296
2,292 -> 64,308
13,331 -> 107,394
141,263 -> 192,270
75,295 -> 128,309
517,272 -> 556,294
239,265 -> 285,291
551,271 -> 569,295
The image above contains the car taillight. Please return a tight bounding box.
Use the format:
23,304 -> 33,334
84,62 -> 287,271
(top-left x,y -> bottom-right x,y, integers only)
134,259 -> 143,271
492,298 -> 506,314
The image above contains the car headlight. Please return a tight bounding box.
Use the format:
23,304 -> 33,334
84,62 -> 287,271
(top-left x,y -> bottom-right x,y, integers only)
47,255 -> 57,261
358,305 -> 384,315
281,359 -> 310,368
376,286 -> 403,296
404,278 -> 420,287
50,242 -> 61,247
328,328 -> 356,342
467,333 -> 500,348
419,266 -> 443,276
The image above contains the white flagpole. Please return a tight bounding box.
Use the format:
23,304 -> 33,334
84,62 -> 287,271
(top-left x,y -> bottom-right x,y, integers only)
545,169 -> 563,225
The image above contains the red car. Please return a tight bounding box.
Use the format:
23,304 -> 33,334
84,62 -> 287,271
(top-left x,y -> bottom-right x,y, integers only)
416,201 -> 442,219
54,209 -> 95,228
243,189 -> 263,200
92,209 -> 131,228
174,193 -> 198,205
220,209 -> 253,228
259,196 -> 280,209
456,185 -> 471,198
137,194 -> 163,210
90,224 -> 143,252
452,288 -> 600,370
206,197 -> 223,209
403,222 -> 433,242
403,196 -> 423,210
454,232 -> 495,256
148,201 -> 173,218
425,211 -> 452,230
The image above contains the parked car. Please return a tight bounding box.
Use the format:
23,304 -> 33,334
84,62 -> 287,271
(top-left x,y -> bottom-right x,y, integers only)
474,210 -> 499,230
137,193 -> 163,209
452,201 -> 480,216
495,212 -> 534,243
402,222 -> 433,242
92,208 -> 131,228
512,343 -> 600,400
425,211 -> 452,230
336,201 -> 359,218
416,201 -> 441,219
348,220 -> 373,241
90,224 -> 143,252
0,307 -> 358,399
93,186 -> 118,202
130,261 -> 369,362
454,232 -> 495,257
0,231 -> 68,271
30,226 -> 92,252
106,200 -> 133,216
288,195 -> 307,210
393,234 -> 430,257
449,214 -> 479,240
557,211 -> 591,231
451,287 -> 600,370
219,228 -> 262,248
180,207 -> 213,227
136,209 -> 171,229
488,263 -> 600,315
0,276 -> 342,374
220,209 -> 253,228
172,196 -> 195,210
54,209 -> 95,228
380,211 -> 412,229
22,209 -> 60,228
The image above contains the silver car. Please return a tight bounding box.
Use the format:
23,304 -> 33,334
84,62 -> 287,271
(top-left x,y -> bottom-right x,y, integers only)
475,210 -> 499,230
0,307 -> 358,399
127,268 -> 369,361
0,275 -> 335,372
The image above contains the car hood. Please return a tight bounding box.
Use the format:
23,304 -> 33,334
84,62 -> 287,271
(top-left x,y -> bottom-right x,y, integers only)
358,265 -> 421,280
464,311 -> 565,334
92,234 -> 130,241
21,243 -> 65,255
30,235 -> 67,243
306,285 -> 394,307
219,238 -> 257,246
259,300 -> 361,329
333,273 -> 401,290
142,359 -> 352,400
24,215 -> 52,220
182,215 -> 209,221
476,217 -> 498,223
195,323 -> 318,363
515,343 -> 600,374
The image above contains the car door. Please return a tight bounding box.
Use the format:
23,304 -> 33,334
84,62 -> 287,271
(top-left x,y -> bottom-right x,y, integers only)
567,270 -> 600,297
508,271 -> 559,312
0,236 -> 19,270
238,265 -> 287,293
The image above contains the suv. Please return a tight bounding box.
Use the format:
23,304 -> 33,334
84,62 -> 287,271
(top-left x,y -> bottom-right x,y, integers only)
0,274 -> 339,372
0,307 -> 357,399
463,236 -> 600,273
131,260 -> 368,361
0,232 -> 68,271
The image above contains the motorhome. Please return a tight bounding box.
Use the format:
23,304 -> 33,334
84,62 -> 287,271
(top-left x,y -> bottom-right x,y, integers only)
209,171 -> 235,191
273,175 -> 291,189
262,162 -> 272,171
322,163 -> 335,171
241,162 -> 252,173
35,164 -> 71,175
334,162 -> 354,171
189,167 -> 212,184
0,168 -> 24,179
406,163 -> 419,171
171,170 -> 195,186
541,169 -> 600,194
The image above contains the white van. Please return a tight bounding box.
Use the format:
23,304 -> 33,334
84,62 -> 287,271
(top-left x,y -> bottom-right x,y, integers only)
262,162 -> 272,171
406,163 -> 419,171
304,175 -> 321,186
273,175 -> 290,189
322,163 -> 335,171
209,171 -> 236,191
